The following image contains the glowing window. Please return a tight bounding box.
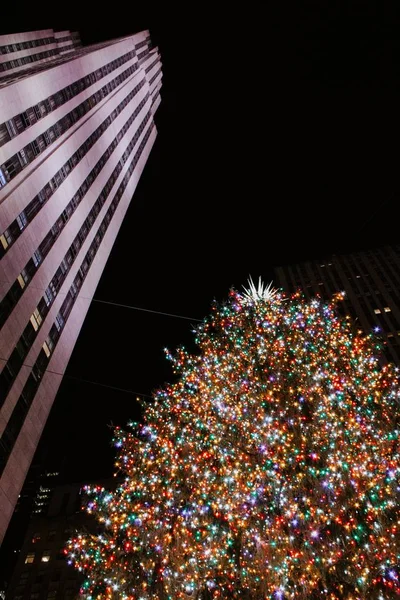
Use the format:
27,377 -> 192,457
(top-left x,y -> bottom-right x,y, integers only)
0,234 -> 8,249
25,553 -> 35,564
30,309 -> 42,330
17,274 -> 26,289
42,341 -> 51,358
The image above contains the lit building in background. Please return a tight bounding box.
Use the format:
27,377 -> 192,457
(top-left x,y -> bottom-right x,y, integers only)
0,27 -> 162,544
274,244 -> 400,365
4,478 -> 119,600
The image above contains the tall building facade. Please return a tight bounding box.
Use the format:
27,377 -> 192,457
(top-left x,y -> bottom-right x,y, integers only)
274,244 -> 400,365
0,29 -> 81,80
0,28 -> 162,544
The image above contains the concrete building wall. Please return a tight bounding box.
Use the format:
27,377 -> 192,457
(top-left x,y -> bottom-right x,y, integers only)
0,29 -> 82,78
0,28 -> 162,544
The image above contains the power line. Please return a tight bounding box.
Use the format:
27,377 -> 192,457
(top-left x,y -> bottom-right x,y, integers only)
0,294 -> 201,401
92,298 -> 202,322
2,360 -> 153,399
0,280 -> 203,322
61,372 -> 153,398
357,191 -> 395,234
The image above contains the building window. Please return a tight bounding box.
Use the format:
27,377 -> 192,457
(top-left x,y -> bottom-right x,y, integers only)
41,551 -> 51,562
0,126 -> 153,481
0,234 -> 8,250
384,307 -> 391,312
17,273 -> 26,289
42,341 -> 51,358
17,268 -> 29,289
374,308 -> 381,314
32,250 -> 42,267
31,533 -> 41,543
30,309 -> 42,331
0,229 -> 12,249
44,287 -> 53,306
0,167 -> 7,187
16,211 -> 28,230
25,552 -> 35,564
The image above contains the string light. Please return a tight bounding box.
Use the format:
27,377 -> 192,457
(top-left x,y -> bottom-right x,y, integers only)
66,282 -> 400,599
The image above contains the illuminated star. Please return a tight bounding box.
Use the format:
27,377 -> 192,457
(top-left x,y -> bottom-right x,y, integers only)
240,276 -> 279,304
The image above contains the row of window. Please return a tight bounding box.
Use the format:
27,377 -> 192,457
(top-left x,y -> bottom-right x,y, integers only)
54,35 -> 74,44
342,257 -> 400,310
0,122 -> 155,478
15,567 -> 76,599
0,45 -> 139,149
149,66 -> 162,87
0,36 -> 56,55
0,35 -> 147,90
289,254 -> 400,297
0,54 -> 141,189
0,40 -> 97,88
0,48 -> 60,73
0,89 -> 150,329
15,578 -> 77,600
370,252 -> 400,286
152,88 -> 161,107
19,563 -> 68,584
32,529 -> 57,543
0,77 -> 146,259
25,550 -> 51,563
137,39 -> 153,61
144,54 -> 160,74
135,39 -> 149,51
0,112 -> 153,410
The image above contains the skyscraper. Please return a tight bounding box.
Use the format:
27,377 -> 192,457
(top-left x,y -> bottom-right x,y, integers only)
0,29 -> 81,81
0,28 -> 162,544
274,244 -> 400,365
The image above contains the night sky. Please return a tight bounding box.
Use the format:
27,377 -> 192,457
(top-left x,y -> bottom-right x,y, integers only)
3,2 -> 400,483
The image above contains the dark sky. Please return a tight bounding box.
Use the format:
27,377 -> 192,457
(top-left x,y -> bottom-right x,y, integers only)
3,2 -> 400,481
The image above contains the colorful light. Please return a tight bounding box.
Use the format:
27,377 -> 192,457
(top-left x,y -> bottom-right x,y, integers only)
67,283 -> 400,599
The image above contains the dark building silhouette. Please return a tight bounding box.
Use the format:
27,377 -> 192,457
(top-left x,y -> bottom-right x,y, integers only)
4,477 -> 119,600
274,244 -> 400,365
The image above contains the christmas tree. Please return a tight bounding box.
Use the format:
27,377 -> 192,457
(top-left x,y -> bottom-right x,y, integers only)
67,279 -> 400,599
